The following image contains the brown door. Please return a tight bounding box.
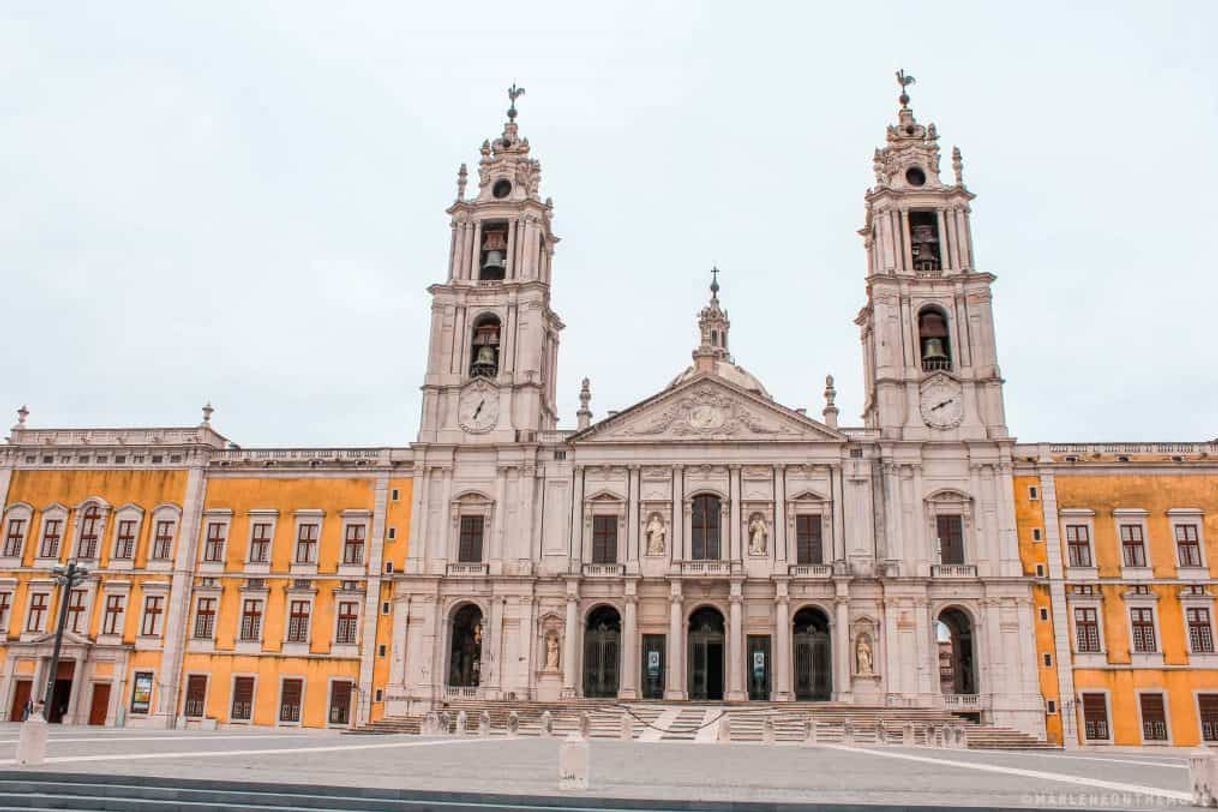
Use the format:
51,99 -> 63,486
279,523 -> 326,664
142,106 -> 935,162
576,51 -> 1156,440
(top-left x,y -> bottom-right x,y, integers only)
1140,693 -> 1169,742
9,680 -> 32,722
328,681 -> 352,725
183,675 -> 207,719
88,684 -> 111,726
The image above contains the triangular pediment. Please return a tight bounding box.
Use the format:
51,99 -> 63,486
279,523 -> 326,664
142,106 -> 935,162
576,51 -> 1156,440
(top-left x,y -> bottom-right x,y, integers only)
572,374 -> 846,444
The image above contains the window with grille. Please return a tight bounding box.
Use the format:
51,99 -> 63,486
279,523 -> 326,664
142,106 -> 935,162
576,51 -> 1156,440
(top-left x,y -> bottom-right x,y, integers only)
342,524 -> 366,565
458,516 -> 484,563
194,597 -> 216,639
691,495 -> 722,561
26,593 -> 48,631
152,520 -> 175,560
936,514 -> 965,565
329,681 -> 353,725
279,678 -> 303,723
1082,693 -> 1109,740
204,522 -> 226,563
141,595 -> 164,636
183,675 -> 207,719
240,599 -> 263,641
102,594 -> 125,635
39,519 -> 62,558
1188,607 -> 1215,653
1121,524 -> 1147,567
1177,524 -> 1202,568
336,601 -> 359,644
114,519 -> 137,560
295,524 -> 318,564
1140,693 -> 1168,742
795,515 -> 823,565
287,600 -> 310,643
1074,607 -> 1101,652
591,516 -> 617,564
231,676 -> 254,721
77,506 -> 101,559
3,518 -> 25,557
66,589 -> 86,633
1130,607 -> 1157,653
1199,695 -> 1218,742
1065,525 -> 1092,567
249,523 -> 272,563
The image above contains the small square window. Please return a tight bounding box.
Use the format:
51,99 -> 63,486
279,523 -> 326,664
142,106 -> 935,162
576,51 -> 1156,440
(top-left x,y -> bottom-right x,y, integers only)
387,527 -> 396,540
1040,608 -> 1049,621
1036,564 -> 1045,577
391,488 -> 400,502
553,450 -> 567,461
385,562 -> 394,574
1032,528 -> 1042,541
375,689 -> 383,702
382,602 -> 390,615
1047,700 -> 1057,715
378,644 -> 387,657
1043,653 -> 1052,667
1029,486 -> 1039,500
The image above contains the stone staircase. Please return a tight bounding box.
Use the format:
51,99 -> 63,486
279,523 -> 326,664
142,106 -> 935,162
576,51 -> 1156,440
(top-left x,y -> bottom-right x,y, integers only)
353,699 -> 1055,750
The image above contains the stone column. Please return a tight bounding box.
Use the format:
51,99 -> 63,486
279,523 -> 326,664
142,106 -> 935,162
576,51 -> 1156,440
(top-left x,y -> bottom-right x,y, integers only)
936,209 -> 951,271
665,581 -> 684,700
620,588 -> 639,700
899,209 -> 913,272
834,590 -> 851,702
774,467 -> 788,564
626,467 -> 640,564
726,585 -> 745,701
670,465 -> 683,563
728,466 -> 741,561
504,217 -> 517,279
469,221 -> 483,279
562,587 -> 579,697
572,467 -> 586,566
774,582 -> 792,701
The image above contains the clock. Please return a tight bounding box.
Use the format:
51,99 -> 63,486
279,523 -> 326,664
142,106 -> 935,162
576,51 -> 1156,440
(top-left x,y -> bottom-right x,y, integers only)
458,385 -> 499,433
919,378 -> 964,429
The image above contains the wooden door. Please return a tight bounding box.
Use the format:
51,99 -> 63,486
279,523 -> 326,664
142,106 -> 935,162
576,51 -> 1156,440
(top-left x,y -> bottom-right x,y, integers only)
8,680 -> 31,722
183,675 -> 207,719
88,684 -> 110,726
328,681 -> 352,725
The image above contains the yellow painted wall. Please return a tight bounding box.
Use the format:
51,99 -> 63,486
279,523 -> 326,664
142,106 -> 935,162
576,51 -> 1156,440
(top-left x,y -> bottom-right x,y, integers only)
1013,475 -> 1062,743
180,653 -> 360,727
370,477 -> 412,722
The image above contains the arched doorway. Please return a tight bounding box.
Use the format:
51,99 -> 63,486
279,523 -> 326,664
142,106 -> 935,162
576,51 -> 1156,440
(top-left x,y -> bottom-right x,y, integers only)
448,604 -> 483,688
793,606 -> 832,701
688,606 -> 726,701
583,605 -> 621,698
937,608 -> 977,695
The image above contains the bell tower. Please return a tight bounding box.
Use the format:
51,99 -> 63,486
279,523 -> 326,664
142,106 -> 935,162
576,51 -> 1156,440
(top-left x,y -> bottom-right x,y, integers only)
417,86 -> 563,444
855,72 -> 1008,441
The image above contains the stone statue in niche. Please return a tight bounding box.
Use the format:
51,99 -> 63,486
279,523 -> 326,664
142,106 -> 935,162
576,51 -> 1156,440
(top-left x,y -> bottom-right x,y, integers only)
747,513 -> 768,555
645,513 -> 667,556
855,634 -> 874,676
544,631 -> 560,672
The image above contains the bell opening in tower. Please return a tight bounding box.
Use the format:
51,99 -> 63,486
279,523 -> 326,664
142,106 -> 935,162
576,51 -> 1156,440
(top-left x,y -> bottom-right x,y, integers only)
479,222 -> 509,281
469,315 -> 501,379
909,211 -> 941,273
918,307 -> 952,372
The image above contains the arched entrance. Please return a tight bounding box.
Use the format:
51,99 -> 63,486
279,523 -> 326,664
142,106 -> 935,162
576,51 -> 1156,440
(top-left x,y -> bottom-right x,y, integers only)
688,606 -> 726,701
793,606 -> 832,701
448,604 -> 483,688
583,605 -> 621,698
937,608 -> 977,695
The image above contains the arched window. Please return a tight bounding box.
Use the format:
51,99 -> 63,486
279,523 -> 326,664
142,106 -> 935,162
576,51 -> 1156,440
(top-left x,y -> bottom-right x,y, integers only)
469,315 -> 501,379
690,495 -> 721,560
937,608 -> 977,696
478,222 -> 508,280
918,307 -> 952,371
449,604 -> 483,688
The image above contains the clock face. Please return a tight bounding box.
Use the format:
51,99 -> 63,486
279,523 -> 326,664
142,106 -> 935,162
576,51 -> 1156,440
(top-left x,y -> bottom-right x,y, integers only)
458,386 -> 499,433
919,378 -> 964,429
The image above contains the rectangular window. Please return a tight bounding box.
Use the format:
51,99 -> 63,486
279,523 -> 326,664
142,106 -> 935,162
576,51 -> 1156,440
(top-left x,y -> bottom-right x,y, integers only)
795,515 -> 823,565
204,522 -> 226,563
183,675 -> 207,719
193,597 -> 216,639
1177,524 -> 1203,568
231,676 -> 255,721
1082,693 -> 1109,741
129,671 -> 153,714
141,595 -> 164,637
152,520 -> 175,560
102,594 -> 125,635
249,523 -> 272,563
1121,524 -> 1147,567
39,519 -> 62,559
66,589 -> 87,633
3,518 -> 25,557
1074,607 -> 1101,653
1188,607 -> 1215,653
239,599 -> 263,641
936,514 -> 965,565
591,516 -> 617,564
328,681 -> 353,725
1140,693 -> 1168,742
1199,694 -> 1218,743
342,524 -> 366,565
458,516 -> 484,563
0,592 -> 10,631
279,678 -> 303,723
26,593 -> 48,631
287,600 -> 310,643
1065,525 -> 1092,568
114,519 -> 137,560
77,508 -> 101,559
690,495 -> 722,561
336,601 -> 359,645
1131,607 -> 1157,653
295,524 -> 318,564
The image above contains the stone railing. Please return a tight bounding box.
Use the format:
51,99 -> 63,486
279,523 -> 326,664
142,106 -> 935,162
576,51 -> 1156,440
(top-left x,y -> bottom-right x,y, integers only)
931,564 -> 977,578
1015,442 -> 1218,458
582,563 -> 625,577
210,447 -> 393,467
446,563 -> 489,576
788,564 -> 833,578
680,560 -> 735,577
942,693 -> 987,711
7,426 -> 228,449
444,686 -> 479,700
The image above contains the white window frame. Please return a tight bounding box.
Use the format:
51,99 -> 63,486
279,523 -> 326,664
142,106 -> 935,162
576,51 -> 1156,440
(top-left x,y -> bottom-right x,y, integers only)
98,583 -> 131,643
1194,690 -> 1218,745
276,675 -> 306,727
188,586 -> 222,651
1068,595 -> 1107,667
450,493 -> 493,564
584,493 -> 625,566
325,676 -> 356,728
1169,508 -> 1207,579
72,498 -> 111,563
136,582 -> 170,649
244,509 -> 278,574
0,579 -> 15,637
338,510 -> 372,575
23,587 -> 52,637
109,504 -> 145,570
63,581 -> 98,637
235,584 -> 268,653
1182,589 -> 1218,662
1059,508 -> 1097,580
290,510 -> 324,575
925,491 -> 973,566
332,586 -> 363,654
283,584 -> 316,654
1078,688 -> 1114,745
1114,508 -> 1152,580
147,504 -> 182,571
180,671 -> 211,721
0,503 -> 33,566
1125,589 -> 1163,666
1135,689 -> 1173,745
228,673 -> 258,725
199,510 -> 232,573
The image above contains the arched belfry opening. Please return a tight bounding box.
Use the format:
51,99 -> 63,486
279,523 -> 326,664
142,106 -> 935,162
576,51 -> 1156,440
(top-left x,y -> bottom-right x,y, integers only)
688,606 -> 726,701
448,604 -> 483,688
469,315 -> 501,379
937,607 -> 977,696
583,605 -> 621,698
478,222 -> 509,280
793,607 -> 832,701
918,307 -> 952,371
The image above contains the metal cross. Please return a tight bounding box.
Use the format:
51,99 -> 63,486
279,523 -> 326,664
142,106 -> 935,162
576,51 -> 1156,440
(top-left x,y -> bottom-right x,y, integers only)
507,83 -> 526,121
710,266 -> 720,296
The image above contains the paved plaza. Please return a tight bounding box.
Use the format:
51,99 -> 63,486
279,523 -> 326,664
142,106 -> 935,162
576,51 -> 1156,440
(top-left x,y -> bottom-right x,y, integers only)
0,723 -> 1200,810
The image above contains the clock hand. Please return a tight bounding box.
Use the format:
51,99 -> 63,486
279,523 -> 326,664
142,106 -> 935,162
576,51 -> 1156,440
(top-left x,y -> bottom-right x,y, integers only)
930,398 -> 954,411
473,399 -> 484,419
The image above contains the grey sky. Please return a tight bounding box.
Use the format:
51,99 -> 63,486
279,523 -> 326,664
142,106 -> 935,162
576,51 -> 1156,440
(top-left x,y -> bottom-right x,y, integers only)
3,2 -> 1216,447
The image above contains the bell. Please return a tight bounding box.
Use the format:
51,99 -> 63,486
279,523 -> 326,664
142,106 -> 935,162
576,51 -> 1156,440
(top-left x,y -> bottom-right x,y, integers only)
923,338 -> 948,360
474,345 -> 497,366
481,250 -> 505,272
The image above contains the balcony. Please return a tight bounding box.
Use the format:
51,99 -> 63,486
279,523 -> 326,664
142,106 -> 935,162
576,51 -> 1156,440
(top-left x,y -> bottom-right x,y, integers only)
444,686 -> 479,700
582,563 -> 624,577
942,693 -> 987,711
930,564 -> 977,578
680,560 -> 735,577
788,564 -> 833,579
446,562 -> 488,577
921,357 -> 952,373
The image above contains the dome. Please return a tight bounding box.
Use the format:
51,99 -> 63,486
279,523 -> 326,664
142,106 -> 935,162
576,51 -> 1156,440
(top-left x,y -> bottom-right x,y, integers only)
669,359 -> 771,399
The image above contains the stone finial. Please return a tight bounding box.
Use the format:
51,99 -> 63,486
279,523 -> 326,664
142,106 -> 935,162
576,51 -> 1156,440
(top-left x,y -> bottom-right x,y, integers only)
457,163 -> 468,200
952,146 -> 964,186
15,405 -> 29,427
822,375 -> 839,429
576,378 -> 592,430
201,402 -> 214,426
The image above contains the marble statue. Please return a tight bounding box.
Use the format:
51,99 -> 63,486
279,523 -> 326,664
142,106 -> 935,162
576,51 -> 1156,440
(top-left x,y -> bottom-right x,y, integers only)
645,513 -> 667,555
856,634 -> 874,676
748,514 -> 768,555
544,631 -> 560,671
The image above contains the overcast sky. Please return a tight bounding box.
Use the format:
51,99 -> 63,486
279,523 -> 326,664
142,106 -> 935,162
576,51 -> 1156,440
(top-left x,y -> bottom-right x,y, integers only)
3,2 -> 1216,447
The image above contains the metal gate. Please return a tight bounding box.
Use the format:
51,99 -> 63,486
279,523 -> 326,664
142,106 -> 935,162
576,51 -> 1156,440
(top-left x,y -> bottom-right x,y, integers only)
794,629 -> 831,701
583,620 -> 620,698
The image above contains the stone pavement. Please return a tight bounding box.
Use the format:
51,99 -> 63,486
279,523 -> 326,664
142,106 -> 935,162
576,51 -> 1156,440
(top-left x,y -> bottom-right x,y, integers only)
0,723 -> 1196,810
